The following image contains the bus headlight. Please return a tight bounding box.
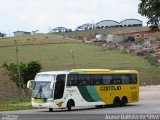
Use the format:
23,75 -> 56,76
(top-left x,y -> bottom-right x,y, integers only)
32,98 -> 34,102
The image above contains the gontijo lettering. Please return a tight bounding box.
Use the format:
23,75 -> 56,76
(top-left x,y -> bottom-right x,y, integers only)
100,86 -> 121,91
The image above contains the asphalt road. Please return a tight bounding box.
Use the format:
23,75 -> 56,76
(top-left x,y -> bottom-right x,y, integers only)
0,100 -> 160,120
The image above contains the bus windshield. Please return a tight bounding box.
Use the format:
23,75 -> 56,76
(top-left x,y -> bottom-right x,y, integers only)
32,74 -> 55,99
32,82 -> 54,99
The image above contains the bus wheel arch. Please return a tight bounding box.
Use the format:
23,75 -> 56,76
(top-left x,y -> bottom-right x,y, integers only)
121,96 -> 128,106
67,99 -> 75,111
113,96 -> 121,107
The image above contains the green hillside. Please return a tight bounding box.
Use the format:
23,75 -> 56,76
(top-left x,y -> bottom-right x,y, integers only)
0,34 -> 160,86
0,34 -> 78,47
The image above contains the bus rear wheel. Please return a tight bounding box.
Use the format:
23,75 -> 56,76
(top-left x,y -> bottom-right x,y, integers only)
113,97 -> 121,107
121,97 -> 128,106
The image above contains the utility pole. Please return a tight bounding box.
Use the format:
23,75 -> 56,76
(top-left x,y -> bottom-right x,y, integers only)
91,20 -> 94,30
70,50 -> 76,69
8,30 -> 10,37
63,31 -> 66,39
14,40 -> 22,96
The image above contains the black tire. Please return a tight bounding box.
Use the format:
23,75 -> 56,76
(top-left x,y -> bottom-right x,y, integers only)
121,97 -> 128,106
113,97 -> 121,107
49,108 -> 53,112
67,101 -> 72,111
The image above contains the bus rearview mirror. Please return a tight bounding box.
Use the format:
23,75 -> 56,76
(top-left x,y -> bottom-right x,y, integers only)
27,80 -> 35,89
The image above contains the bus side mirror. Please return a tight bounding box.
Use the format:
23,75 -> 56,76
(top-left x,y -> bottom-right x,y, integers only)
27,80 -> 35,89
50,81 -> 54,89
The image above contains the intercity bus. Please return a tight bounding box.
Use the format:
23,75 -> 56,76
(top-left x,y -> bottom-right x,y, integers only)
27,69 -> 139,111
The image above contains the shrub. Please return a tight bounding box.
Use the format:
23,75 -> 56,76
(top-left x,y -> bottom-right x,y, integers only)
137,50 -> 150,56
148,56 -> 158,66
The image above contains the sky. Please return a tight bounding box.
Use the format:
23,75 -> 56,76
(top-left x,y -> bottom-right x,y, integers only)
0,0 -> 148,36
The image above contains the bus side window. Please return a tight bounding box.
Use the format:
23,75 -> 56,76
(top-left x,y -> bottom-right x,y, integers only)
122,75 -> 130,84
112,75 -> 122,84
79,75 -> 90,86
129,74 -> 137,84
91,75 -> 102,85
102,75 -> 112,85
67,74 -> 79,86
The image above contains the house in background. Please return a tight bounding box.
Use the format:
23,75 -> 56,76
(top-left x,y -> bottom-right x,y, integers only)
13,31 -> 31,36
32,30 -> 39,35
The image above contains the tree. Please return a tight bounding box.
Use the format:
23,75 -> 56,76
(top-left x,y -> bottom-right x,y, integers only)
19,60 -> 42,85
138,0 -> 160,31
3,60 -> 42,88
2,62 -> 19,87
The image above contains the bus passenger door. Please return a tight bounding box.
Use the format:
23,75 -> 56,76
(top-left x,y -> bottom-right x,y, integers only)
54,74 -> 66,100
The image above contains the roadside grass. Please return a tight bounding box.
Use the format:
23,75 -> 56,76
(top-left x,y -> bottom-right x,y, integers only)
0,99 -> 30,104
0,105 -> 32,111
0,99 -> 32,111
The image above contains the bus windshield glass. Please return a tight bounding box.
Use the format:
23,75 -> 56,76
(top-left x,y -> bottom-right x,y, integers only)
32,74 -> 55,99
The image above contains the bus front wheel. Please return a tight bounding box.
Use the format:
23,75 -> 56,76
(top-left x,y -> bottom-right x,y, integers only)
67,100 -> 72,111
67,99 -> 75,111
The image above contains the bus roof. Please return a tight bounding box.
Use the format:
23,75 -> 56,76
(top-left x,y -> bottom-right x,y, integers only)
37,71 -> 69,75
70,69 -> 138,74
70,69 -> 111,72
36,69 -> 138,75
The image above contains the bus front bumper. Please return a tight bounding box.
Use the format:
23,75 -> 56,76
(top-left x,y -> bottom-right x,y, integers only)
31,101 -> 54,108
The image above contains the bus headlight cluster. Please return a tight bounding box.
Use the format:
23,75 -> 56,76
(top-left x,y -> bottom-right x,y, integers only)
32,98 -> 34,102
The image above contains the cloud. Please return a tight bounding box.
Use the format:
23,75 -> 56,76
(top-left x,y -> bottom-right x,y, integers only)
34,16 -> 47,28
0,0 -> 148,35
